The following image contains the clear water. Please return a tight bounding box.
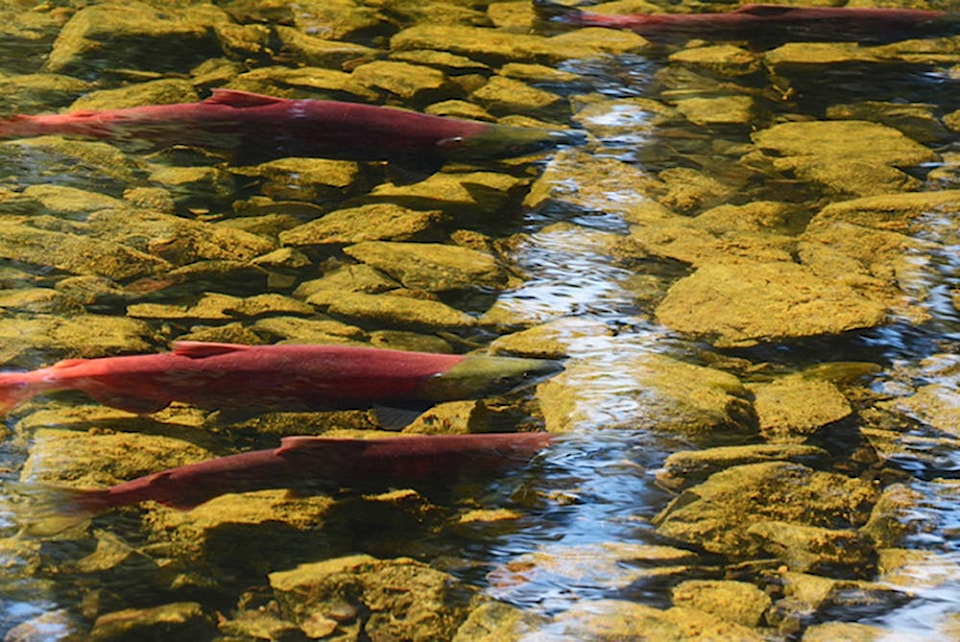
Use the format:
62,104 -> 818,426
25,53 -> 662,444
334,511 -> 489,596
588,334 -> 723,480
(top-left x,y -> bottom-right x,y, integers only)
0,2 -> 959,639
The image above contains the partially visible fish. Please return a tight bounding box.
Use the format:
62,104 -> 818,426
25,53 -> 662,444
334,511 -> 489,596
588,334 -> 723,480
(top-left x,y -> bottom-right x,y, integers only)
535,1 -> 957,44
18,432 -> 555,535
0,89 -> 584,182
0,341 -> 562,416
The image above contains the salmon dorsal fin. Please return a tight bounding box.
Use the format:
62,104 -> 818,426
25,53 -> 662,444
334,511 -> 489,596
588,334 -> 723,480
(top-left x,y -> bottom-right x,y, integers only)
204,89 -> 287,108
50,358 -> 90,370
171,341 -> 252,359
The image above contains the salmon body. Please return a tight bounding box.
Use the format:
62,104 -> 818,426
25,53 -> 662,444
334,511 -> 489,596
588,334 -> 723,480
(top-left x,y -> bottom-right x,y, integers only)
18,432 -> 555,534
66,432 -> 554,513
0,89 -> 582,177
536,2 -> 955,44
0,341 -> 562,415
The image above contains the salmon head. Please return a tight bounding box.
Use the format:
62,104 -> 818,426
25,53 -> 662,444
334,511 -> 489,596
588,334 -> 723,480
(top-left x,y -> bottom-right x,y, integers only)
414,354 -> 563,401
436,124 -> 586,161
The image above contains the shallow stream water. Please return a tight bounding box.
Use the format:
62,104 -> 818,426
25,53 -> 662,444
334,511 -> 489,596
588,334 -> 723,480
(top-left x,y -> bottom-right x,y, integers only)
1,1 -> 960,640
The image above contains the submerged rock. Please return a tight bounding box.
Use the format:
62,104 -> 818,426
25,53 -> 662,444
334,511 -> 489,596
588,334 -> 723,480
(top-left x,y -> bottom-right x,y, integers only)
546,599 -> 766,641
671,579 -> 771,628
747,521 -> 877,575
748,376 -> 852,441
747,119 -> 937,197
344,240 -> 511,292
654,462 -> 879,556
0,314 -> 155,366
536,352 -> 757,439
88,602 -> 212,642
279,203 -> 446,246
655,261 -> 888,348
46,2 -> 222,77
268,554 -> 476,641
656,443 -> 829,491
307,290 -> 477,329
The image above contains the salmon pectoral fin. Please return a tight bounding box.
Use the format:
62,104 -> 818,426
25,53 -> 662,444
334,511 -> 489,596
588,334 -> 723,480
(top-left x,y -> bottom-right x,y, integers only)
386,156 -> 445,185
85,390 -> 171,415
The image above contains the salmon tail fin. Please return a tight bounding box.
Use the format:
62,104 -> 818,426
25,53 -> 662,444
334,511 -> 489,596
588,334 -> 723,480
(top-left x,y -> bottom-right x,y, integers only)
0,371 -> 39,415
8,481 -> 114,537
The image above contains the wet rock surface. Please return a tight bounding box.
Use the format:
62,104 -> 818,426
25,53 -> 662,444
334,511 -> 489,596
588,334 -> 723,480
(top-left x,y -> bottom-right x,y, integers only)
0,0 -> 958,640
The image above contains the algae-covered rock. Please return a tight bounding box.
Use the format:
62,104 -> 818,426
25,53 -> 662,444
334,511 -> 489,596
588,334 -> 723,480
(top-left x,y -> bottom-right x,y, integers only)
68,78 -> 199,112
88,602 -> 212,642
471,75 -> 564,117
234,157 -> 365,203
268,555 -> 476,641
0,73 -> 91,113
827,101 -> 947,144
800,621 -> 886,642
293,264 -> 400,299
344,241 -> 510,292
46,2 -> 221,77
2,609 -> 84,642
351,60 -> 455,103
668,44 -> 762,77
307,290 -> 477,329
144,490 -> 335,580
363,171 -> 526,217
655,261 -> 888,348
0,314 -> 155,366
656,444 -> 829,491
0,287 -> 85,316
0,136 -> 144,193
369,329 -> 453,353
251,316 -> 367,345
536,352 -> 757,439
523,149 -> 664,221
10,185 -> 125,218
614,213 -> 795,268
751,120 -> 937,167
877,548 -> 960,589
674,95 -> 757,127
453,601 -> 545,642
489,317 -> 615,359
671,579 -> 771,627
549,600 -> 685,641
279,203 -> 446,246
748,376 -> 852,441
0,219 -> 170,280
654,462 -> 880,556
391,23 -> 648,66
748,119 -> 937,196
21,429 -> 214,488
85,207 -> 275,265
812,189 -> 960,236
658,166 -> 739,215
747,521 -> 877,575
488,543 -> 699,600
275,25 -> 377,68
860,483 -> 933,548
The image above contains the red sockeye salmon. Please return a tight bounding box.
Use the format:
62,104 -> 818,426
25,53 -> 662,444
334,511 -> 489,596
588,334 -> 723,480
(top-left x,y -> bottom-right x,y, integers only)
17,432 -> 555,535
535,1 -> 956,45
0,89 -> 583,182
0,341 -> 562,416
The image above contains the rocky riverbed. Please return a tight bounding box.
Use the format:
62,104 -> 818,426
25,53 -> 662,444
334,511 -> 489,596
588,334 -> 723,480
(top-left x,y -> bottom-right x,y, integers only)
1,0 -> 960,640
